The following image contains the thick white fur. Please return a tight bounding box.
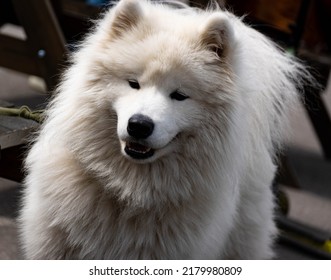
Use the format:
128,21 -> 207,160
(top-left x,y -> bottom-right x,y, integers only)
19,0 -> 310,259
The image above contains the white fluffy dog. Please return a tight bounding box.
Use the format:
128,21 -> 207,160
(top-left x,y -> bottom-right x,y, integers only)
19,0 -> 310,259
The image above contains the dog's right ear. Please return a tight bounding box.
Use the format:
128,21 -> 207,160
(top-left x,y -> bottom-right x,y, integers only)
110,0 -> 142,38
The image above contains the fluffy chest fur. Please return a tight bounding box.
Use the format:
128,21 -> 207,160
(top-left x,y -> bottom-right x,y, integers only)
29,145 -> 239,259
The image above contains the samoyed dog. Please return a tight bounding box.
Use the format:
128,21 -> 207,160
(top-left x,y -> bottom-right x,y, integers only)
20,0 -> 310,259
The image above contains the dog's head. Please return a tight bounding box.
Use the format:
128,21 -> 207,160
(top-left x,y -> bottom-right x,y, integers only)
81,0 -> 238,163
107,0 -> 237,163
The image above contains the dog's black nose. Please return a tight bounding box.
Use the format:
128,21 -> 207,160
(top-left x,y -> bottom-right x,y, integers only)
127,114 -> 154,139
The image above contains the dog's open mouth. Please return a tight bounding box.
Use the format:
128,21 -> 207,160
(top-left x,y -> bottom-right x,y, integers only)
124,141 -> 155,160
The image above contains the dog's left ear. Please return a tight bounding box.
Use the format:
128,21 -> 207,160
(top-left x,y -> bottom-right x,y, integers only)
111,0 -> 142,38
199,14 -> 235,58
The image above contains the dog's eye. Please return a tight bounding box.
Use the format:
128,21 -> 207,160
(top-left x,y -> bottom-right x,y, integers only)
170,90 -> 189,101
128,80 -> 140,90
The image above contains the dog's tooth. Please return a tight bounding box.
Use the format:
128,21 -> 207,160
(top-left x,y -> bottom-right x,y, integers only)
127,142 -> 151,154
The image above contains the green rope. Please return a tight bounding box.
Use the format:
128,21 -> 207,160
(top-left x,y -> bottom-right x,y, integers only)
0,106 -> 44,123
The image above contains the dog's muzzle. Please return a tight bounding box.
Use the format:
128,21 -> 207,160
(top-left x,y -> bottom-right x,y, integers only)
125,114 -> 155,160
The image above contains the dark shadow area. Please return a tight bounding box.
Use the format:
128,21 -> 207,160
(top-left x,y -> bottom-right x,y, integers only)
0,182 -> 21,219
286,146 -> 331,199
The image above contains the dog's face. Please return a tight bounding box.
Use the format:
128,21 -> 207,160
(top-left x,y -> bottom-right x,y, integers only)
89,0 -> 236,163
111,32 -> 210,163
113,68 -> 198,162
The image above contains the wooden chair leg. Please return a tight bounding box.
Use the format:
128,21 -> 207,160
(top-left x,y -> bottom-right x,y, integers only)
11,0 -> 67,90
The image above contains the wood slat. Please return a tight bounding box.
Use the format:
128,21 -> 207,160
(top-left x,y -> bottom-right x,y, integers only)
0,116 -> 38,150
0,50 -> 40,77
0,34 -> 28,54
0,101 -> 39,150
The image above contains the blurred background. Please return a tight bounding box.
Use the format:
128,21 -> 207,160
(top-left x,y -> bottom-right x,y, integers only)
0,0 -> 330,259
